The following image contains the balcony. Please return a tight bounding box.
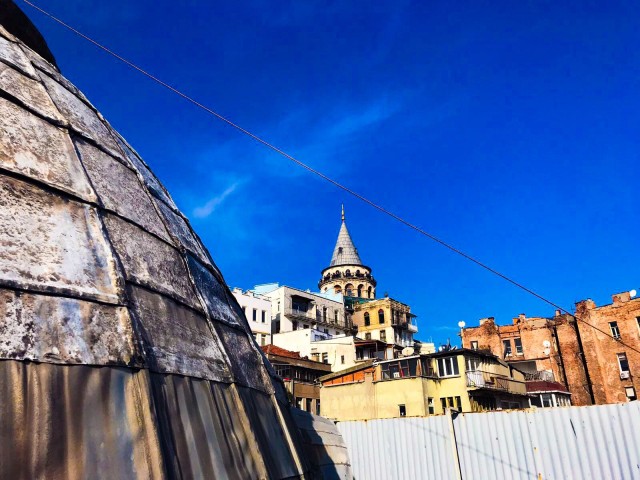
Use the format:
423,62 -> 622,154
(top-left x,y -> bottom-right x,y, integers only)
284,308 -> 315,321
407,323 -> 418,333
466,370 -> 509,391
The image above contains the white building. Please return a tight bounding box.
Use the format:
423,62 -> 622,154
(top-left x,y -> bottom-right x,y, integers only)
271,329 -> 358,372
254,283 -> 353,337
231,287 -> 272,346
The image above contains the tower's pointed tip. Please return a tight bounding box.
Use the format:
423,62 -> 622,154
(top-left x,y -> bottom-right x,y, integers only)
341,204 -> 345,222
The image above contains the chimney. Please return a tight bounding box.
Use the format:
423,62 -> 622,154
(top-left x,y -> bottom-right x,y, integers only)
479,317 -> 495,326
612,291 -> 631,306
513,313 -> 526,325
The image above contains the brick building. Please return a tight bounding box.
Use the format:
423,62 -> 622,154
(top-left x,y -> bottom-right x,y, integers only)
461,290 -> 640,406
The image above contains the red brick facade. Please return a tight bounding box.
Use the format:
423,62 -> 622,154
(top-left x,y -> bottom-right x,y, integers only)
461,291 -> 640,406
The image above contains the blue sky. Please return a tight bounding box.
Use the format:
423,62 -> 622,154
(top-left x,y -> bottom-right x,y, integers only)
24,1 -> 639,345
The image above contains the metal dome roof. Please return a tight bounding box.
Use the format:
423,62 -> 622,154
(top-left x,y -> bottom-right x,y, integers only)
0,3 -> 318,478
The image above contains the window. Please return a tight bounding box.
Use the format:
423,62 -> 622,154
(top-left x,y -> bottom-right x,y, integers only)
303,324 -> 309,329
470,341 -> 478,350
466,356 -> 480,371
380,330 -> 386,342
541,394 -> 553,408
455,396 -> 462,411
637,317 -> 640,336
364,312 -> 370,326
367,286 -> 372,298
610,321 -> 620,339
296,397 -> 302,409
322,353 -> 328,364
260,334 -> 266,346
261,310 -> 266,323
334,310 -> 339,322
617,353 -> 630,374
345,269 -> 351,277
242,306 -> 247,318
625,387 -> 637,401
323,307 -> 327,322
341,355 -> 345,364
306,398 -> 312,412
437,356 -> 459,377
503,339 -> 512,357
514,337 -> 523,354
441,398 -> 447,411
365,332 -> 371,340
292,321 -> 298,331
427,397 -> 435,415
378,309 -> 385,324
357,285 -> 363,297
252,309 -> 257,322
399,404 -> 406,417
316,399 -> 321,415
277,301 -> 280,312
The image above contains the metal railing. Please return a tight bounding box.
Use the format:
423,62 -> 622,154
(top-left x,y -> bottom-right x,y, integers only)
524,370 -> 555,382
466,370 -> 510,391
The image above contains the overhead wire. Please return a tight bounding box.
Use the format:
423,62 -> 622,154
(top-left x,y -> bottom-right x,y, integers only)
20,0 -> 640,356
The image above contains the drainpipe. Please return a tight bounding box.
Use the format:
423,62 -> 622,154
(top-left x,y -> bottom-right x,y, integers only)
571,315 -> 596,405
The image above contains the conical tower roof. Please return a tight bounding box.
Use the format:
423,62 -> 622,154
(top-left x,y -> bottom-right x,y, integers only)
0,2 -> 327,478
330,205 -> 363,266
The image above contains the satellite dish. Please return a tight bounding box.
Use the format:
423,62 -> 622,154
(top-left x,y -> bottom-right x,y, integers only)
402,347 -> 414,357
630,289 -> 637,298
542,340 -> 551,348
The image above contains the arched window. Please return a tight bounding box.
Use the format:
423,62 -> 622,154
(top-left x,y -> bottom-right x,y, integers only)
367,286 -> 372,298
364,312 -> 370,327
345,283 -> 354,297
378,309 -> 385,324
357,285 -> 363,297
345,269 -> 351,277
355,270 -> 361,277
334,285 -> 342,294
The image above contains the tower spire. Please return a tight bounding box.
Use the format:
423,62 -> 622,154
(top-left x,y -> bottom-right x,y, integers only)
341,204 -> 345,222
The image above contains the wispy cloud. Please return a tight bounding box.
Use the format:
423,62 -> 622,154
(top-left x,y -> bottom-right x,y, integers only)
193,180 -> 244,218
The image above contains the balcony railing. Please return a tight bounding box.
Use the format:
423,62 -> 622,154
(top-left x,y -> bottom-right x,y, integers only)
466,370 -> 509,391
524,370 -> 555,382
284,308 -> 315,320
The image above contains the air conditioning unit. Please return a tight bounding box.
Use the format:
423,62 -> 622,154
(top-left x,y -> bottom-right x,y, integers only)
620,371 -> 630,380
393,372 -> 401,379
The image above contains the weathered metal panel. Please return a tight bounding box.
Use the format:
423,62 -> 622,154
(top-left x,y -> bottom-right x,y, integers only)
74,138 -> 171,242
292,409 -> 353,480
155,199 -> 212,265
186,254 -> 241,327
0,97 -> 93,199
128,285 -> 232,382
0,33 -> 35,77
38,69 -> 121,157
0,361 -> 165,480
0,175 -> 119,303
0,289 -> 137,365
148,375 -> 269,479
213,322 -> 273,393
103,214 -> 200,310
237,386 -> 304,479
112,133 -> 178,210
0,62 -> 65,122
337,416 -> 458,480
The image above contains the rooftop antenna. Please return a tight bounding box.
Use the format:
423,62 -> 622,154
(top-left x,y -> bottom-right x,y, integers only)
341,204 -> 345,222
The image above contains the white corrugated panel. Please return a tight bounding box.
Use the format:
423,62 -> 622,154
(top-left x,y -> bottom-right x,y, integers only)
455,402 -> 640,480
336,403 -> 640,480
337,417 -> 458,480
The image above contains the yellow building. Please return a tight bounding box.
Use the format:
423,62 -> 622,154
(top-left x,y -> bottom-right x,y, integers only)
319,349 -> 528,421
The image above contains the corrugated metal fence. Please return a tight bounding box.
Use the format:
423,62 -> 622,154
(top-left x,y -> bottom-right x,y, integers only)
337,402 -> 640,480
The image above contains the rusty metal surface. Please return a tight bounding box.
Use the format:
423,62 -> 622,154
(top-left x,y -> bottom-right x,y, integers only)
0,361 -> 165,480
0,97 -> 91,199
74,137 -> 171,242
0,175 -> 119,302
129,285 -> 232,382
0,289 -> 137,365
0,62 -> 65,122
0,5 -> 315,477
